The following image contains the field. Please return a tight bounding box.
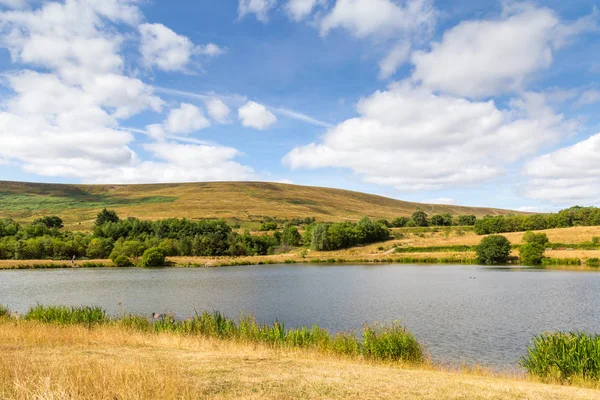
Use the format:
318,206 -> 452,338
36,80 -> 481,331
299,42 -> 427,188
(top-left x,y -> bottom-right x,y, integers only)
0,180 -> 518,229
1,320 -> 599,400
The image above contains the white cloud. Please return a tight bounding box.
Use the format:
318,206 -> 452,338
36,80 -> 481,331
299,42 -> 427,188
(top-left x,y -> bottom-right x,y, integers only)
412,5 -> 597,98
238,101 -> 277,130
198,43 -> 225,57
522,133 -> 600,204
139,23 -> 195,71
378,41 -> 410,79
320,0 -> 435,79
320,0 -> 435,39
164,103 -> 210,135
0,0 -> 252,184
238,0 -> 277,22
575,90 -> 600,107
87,141 -> 255,184
285,0 -> 323,21
205,98 -> 231,123
0,0 -> 28,9
284,82 -> 571,191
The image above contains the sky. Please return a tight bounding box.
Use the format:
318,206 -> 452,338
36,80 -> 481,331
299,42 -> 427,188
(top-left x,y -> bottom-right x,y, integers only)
0,0 -> 599,212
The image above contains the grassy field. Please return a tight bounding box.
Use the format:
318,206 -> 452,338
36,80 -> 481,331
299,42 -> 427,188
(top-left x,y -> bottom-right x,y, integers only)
0,180 -> 518,229
1,320 -> 599,400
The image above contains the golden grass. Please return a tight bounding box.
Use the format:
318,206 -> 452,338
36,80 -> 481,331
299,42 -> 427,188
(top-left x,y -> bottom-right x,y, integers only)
0,180 -> 517,229
1,320 -> 599,400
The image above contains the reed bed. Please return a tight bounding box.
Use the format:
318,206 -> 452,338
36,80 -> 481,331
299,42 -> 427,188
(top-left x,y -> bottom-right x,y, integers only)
521,332 -> 600,382
19,305 -> 425,364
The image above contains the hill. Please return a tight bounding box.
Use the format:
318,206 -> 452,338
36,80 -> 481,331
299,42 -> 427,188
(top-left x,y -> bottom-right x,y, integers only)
0,180 -> 519,229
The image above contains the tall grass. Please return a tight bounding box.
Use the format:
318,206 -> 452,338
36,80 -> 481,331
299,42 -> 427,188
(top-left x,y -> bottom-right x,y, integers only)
22,305 -> 424,363
521,332 -> 600,382
0,305 -> 9,318
25,305 -> 108,326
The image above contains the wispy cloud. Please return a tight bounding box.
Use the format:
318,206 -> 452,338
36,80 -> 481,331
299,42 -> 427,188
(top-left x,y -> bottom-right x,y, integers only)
156,87 -> 333,128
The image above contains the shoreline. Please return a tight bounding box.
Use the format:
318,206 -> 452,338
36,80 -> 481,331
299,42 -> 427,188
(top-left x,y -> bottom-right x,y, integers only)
1,319 -> 598,399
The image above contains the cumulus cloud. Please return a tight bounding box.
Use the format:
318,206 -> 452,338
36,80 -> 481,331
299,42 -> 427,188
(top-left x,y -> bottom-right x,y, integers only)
522,134 -> 600,204
284,82 -> 571,191
320,0 -> 435,79
238,0 -> 277,22
412,4 -> 597,98
0,0 -> 251,184
285,0 -> 323,21
205,98 -> 231,123
238,101 -> 277,130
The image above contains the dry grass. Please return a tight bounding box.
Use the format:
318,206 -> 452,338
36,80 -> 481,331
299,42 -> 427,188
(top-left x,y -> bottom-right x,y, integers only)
1,321 -> 599,400
0,180 -> 517,229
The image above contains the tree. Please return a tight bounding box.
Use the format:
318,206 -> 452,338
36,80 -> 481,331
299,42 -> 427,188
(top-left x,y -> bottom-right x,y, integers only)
96,209 -> 119,226
411,211 -> 428,227
476,235 -> 511,265
519,231 -> 550,265
430,213 -> 452,226
33,216 -> 64,229
282,225 -> 301,246
457,215 -> 477,226
391,217 -> 409,228
141,247 -> 166,267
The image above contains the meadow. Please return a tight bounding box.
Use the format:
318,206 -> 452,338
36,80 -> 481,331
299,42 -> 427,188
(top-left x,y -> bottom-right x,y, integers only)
1,307 -> 600,399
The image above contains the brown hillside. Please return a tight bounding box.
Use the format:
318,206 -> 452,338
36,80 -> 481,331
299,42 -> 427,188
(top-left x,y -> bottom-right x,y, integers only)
0,180 -> 520,229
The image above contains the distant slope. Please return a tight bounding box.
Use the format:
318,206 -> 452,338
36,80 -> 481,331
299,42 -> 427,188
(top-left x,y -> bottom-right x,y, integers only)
0,181 -> 520,229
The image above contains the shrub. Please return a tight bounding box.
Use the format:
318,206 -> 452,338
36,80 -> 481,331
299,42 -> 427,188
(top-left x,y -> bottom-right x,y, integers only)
411,211 -> 428,227
362,322 -> 424,363
521,332 -> 600,382
519,244 -> 546,266
587,258 -> 600,267
113,255 -> 133,267
475,235 -> 511,265
141,247 -> 166,267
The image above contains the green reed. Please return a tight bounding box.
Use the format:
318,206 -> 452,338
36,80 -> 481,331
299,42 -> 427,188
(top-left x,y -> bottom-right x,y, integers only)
521,332 -> 600,382
0,305 -> 9,318
17,305 -> 424,363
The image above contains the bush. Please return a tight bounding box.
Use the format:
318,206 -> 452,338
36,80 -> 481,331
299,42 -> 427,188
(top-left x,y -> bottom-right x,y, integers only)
141,247 -> 166,267
520,231 -> 550,266
113,255 -> 133,267
521,332 -> 600,382
476,235 -> 511,265
587,258 -> 600,267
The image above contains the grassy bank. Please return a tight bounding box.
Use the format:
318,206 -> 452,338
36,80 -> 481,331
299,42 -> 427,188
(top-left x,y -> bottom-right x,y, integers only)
1,319 -> 599,399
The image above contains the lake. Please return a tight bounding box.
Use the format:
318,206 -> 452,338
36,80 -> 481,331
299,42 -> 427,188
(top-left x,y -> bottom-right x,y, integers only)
1,264 -> 599,369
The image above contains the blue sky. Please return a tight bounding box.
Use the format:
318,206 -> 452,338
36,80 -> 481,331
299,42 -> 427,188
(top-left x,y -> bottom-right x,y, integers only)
0,0 -> 599,211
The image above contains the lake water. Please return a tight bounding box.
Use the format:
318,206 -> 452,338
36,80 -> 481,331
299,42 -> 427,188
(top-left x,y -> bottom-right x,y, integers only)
1,264 -> 599,369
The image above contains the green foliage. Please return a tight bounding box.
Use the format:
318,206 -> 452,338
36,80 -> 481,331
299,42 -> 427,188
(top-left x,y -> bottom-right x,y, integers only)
86,238 -> 113,259
0,305 -> 9,318
391,217 -> 410,228
587,258 -> 600,267
95,208 -> 119,226
308,217 -> 389,251
521,332 -> 600,382
475,235 -> 511,265
32,216 -> 64,229
281,225 -> 301,246
113,255 -> 133,267
519,232 -> 550,265
457,215 -> 477,226
395,245 -> 473,253
362,322 -> 424,363
141,247 -> 166,267
411,211 -> 428,227
259,221 -> 278,231
430,213 -> 452,226
24,305 -> 108,325
16,305 -> 425,364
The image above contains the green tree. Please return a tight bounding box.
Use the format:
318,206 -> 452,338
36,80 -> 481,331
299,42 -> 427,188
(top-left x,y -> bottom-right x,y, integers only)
519,231 -> 550,265
33,216 -> 64,229
282,225 -> 301,246
141,247 -> 166,267
391,217 -> 409,228
430,213 -> 452,226
457,215 -> 477,226
411,211 -> 428,227
95,209 -> 119,226
476,235 -> 511,265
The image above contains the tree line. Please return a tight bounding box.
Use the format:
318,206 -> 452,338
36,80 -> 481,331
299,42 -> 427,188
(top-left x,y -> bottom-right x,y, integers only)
0,210 -> 390,263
